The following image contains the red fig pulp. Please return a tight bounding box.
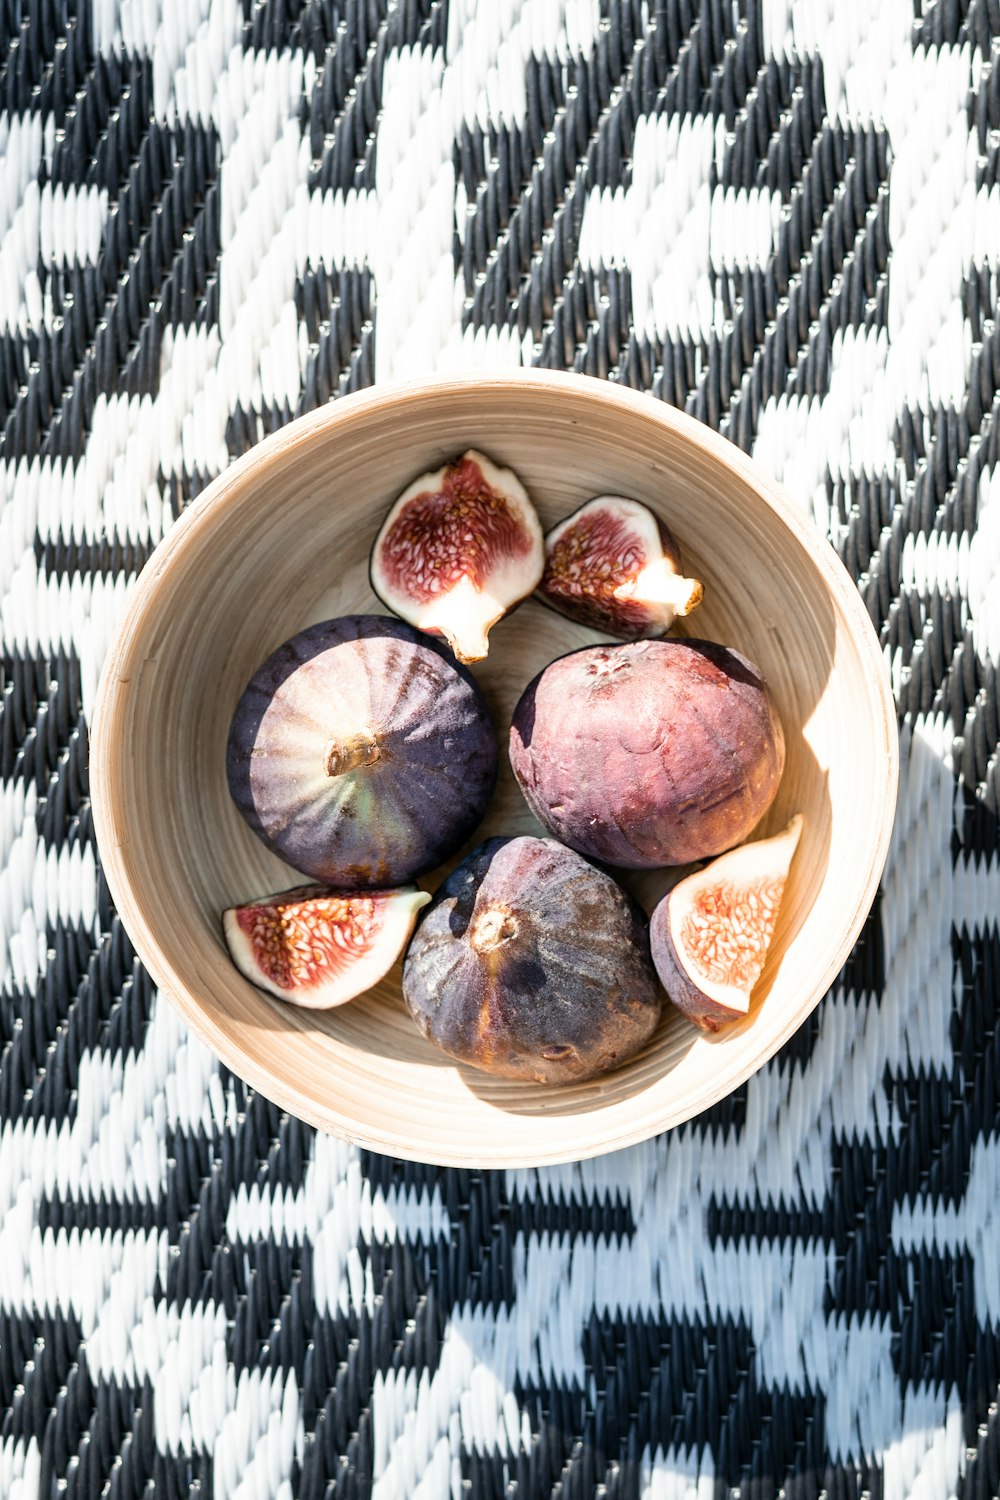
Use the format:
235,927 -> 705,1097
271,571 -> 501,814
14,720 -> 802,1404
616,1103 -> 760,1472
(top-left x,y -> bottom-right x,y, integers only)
227,616 -> 497,887
509,639 -> 785,868
224,885 -> 431,1008
651,815 -> 803,1030
370,450 -> 544,662
402,836 -> 662,1083
538,496 -> 702,639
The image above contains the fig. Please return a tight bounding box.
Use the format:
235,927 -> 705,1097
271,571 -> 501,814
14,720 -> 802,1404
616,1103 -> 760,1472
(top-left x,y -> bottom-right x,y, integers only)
538,496 -> 703,639
370,450 -> 544,663
224,884 -> 431,1008
650,815 -> 803,1031
402,835 -> 662,1084
509,639 -> 785,869
227,616 -> 498,887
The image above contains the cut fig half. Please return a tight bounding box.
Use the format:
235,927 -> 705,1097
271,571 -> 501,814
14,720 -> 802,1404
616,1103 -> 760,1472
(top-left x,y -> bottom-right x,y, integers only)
370,450 -> 544,663
224,884 -> 431,1009
650,815 -> 804,1032
537,496 -> 703,639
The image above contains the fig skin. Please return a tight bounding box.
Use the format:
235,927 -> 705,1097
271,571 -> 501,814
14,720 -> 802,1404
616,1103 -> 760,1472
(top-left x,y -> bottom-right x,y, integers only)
402,836 -> 662,1084
650,816 -> 804,1031
370,450 -> 544,663
227,616 -> 498,888
652,910 -> 738,1032
509,639 -> 785,869
224,884 -> 431,1009
538,495 -> 703,640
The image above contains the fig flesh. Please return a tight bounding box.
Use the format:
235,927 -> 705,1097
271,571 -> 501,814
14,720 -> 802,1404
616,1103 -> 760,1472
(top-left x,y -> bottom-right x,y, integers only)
509,639 -> 785,868
224,884 -> 431,1008
650,815 -> 803,1031
370,450 -> 544,663
227,616 -> 498,887
402,836 -> 662,1083
538,496 -> 703,639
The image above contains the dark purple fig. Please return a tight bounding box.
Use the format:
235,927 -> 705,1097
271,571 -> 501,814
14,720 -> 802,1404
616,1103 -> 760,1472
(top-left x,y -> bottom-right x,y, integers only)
509,639 -> 785,869
227,616 -> 498,887
402,835 -> 662,1084
224,884 -> 431,1008
651,815 -> 803,1031
370,450 -> 544,663
538,496 -> 703,639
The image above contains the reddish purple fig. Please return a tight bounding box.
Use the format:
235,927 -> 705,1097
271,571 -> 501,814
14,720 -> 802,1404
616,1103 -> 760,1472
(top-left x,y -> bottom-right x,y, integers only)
402,836 -> 662,1083
538,496 -> 703,639
509,639 -> 785,869
370,450 -> 544,663
651,816 -> 803,1031
227,616 -> 497,887
224,884 -> 431,1008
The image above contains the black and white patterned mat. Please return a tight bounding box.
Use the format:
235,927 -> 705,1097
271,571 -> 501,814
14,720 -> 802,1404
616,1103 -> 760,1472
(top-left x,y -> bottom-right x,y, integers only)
2,1 -> 999,1496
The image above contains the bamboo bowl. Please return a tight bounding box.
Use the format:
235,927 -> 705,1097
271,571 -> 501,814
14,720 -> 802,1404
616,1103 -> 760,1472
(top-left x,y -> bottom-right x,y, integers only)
91,372 -> 897,1167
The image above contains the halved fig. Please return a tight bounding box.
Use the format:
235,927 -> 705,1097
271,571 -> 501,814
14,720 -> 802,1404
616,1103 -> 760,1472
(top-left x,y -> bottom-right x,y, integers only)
370,450 -> 544,663
224,884 -> 431,1008
537,496 -> 703,639
650,815 -> 803,1032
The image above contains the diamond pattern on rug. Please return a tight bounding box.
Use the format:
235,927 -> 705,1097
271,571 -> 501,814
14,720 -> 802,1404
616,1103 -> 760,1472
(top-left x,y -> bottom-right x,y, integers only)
0,1 -> 998,1496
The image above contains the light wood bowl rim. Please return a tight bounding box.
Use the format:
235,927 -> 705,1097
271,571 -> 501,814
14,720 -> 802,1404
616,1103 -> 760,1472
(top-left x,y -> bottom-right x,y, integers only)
91,370 -> 898,1165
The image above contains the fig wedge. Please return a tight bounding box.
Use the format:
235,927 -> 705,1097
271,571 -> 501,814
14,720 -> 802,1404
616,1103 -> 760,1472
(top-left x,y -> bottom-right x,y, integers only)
224,884 -> 431,1008
538,496 -> 702,639
650,815 -> 804,1031
370,450 -> 544,663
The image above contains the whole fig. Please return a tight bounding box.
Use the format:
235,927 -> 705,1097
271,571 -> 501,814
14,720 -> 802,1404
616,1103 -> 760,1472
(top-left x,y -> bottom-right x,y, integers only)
509,639 -> 785,868
402,835 -> 662,1084
227,615 -> 497,887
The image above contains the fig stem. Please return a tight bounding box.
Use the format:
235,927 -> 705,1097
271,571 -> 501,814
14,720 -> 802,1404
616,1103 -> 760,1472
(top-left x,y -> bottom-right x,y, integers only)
470,907 -> 518,953
324,729 -> 381,777
425,579 -> 496,663
612,561 -> 703,615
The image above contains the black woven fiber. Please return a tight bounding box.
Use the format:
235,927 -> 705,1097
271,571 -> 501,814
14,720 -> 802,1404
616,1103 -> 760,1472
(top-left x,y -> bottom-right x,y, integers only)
1,1 -> 999,1497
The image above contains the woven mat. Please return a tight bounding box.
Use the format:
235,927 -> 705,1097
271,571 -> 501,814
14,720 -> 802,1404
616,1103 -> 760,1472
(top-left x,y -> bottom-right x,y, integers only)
1,1 -> 999,1496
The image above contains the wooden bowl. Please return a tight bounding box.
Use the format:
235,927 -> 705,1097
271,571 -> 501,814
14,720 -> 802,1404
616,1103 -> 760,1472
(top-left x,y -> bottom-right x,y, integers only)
91,372 -> 897,1167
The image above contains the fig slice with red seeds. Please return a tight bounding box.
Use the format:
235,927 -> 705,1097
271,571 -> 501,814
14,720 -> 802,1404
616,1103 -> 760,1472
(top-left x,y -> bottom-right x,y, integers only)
650,815 -> 803,1032
370,450 -> 544,663
537,496 -> 703,639
224,884 -> 431,1009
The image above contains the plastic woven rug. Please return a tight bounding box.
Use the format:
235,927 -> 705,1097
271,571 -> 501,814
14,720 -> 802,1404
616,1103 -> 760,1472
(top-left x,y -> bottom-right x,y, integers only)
1,1 -> 999,1496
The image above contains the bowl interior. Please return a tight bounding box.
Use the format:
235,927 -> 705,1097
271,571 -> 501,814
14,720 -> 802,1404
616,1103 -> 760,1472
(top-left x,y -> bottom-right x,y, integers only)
93,374 -> 896,1166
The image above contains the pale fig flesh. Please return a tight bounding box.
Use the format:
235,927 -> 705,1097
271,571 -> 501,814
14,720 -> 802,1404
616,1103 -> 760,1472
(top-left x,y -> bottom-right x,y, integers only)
651,815 -> 804,1031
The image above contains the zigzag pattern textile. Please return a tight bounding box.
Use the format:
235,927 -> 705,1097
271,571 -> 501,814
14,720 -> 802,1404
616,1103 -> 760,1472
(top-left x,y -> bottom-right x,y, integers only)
1,0 -> 999,1497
